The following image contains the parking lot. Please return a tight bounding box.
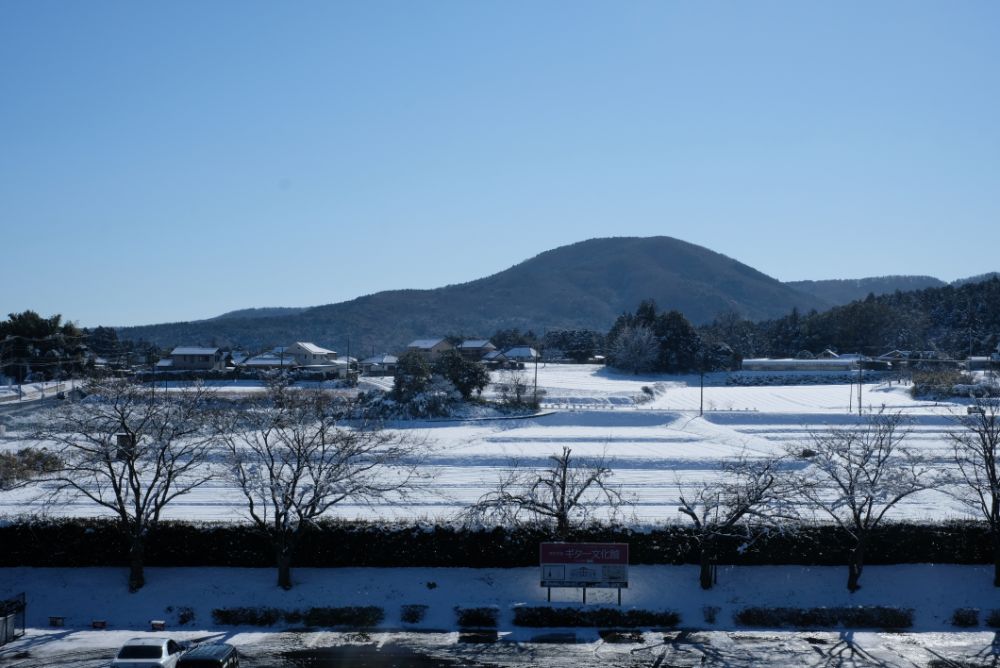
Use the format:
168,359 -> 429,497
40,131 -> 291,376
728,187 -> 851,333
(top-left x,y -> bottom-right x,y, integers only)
4,630 -> 1000,668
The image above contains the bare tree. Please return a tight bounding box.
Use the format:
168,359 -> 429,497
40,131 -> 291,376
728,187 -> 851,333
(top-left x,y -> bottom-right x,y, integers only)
495,367 -> 532,407
216,382 -> 424,589
795,411 -> 930,592
610,325 -> 658,375
34,378 -> 213,591
950,397 -> 1000,586
678,455 -> 794,589
467,446 -> 627,538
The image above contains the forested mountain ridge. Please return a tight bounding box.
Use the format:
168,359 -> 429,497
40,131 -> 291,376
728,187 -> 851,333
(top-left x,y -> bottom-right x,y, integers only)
786,276 -> 946,306
703,277 -> 1000,359
117,236 -> 827,352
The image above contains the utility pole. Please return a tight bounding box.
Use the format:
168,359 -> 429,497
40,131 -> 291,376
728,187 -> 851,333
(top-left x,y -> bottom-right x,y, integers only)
857,359 -> 863,416
533,348 -> 539,407
700,369 -> 705,417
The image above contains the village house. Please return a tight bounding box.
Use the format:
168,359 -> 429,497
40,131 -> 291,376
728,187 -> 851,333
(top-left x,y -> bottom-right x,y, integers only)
458,339 -> 497,361
285,341 -> 338,367
406,338 -> 454,361
240,351 -> 297,371
503,346 -> 540,363
361,353 -> 398,376
162,347 -> 224,371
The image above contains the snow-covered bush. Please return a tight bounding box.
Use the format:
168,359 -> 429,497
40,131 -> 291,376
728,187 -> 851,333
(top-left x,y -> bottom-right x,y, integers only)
361,378 -> 463,418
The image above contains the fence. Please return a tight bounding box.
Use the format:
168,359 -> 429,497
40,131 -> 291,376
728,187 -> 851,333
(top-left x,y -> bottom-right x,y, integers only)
0,593 -> 25,646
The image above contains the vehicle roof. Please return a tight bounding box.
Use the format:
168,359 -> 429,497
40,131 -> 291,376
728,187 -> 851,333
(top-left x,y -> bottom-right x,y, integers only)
122,637 -> 171,646
180,643 -> 236,659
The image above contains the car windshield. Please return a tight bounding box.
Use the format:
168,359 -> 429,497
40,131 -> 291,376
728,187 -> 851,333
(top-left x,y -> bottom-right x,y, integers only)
118,645 -> 163,659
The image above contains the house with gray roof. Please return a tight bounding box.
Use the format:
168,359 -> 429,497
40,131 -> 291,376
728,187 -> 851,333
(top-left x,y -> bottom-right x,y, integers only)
503,346 -> 539,363
361,353 -> 398,375
168,346 -> 223,371
406,338 -> 454,361
458,339 -> 497,361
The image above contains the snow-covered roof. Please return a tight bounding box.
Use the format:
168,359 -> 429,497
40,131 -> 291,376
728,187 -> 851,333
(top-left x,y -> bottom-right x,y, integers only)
171,347 -> 219,356
408,338 -> 446,349
299,359 -> 348,370
483,350 -> 506,360
459,339 -> 495,350
155,359 -> 174,368
292,342 -> 336,355
504,346 -> 539,359
242,353 -> 295,368
363,354 -> 398,365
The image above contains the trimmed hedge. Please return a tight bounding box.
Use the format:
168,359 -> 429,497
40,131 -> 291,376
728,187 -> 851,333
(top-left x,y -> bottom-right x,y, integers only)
455,607 -> 498,628
734,606 -> 913,629
400,604 -> 428,624
0,518 -> 996,568
513,607 -> 679,628
951,608 -> 980,627
211,606 -> 383,627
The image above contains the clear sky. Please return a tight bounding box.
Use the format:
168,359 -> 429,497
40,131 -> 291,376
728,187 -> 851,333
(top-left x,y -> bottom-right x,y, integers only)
2,1 -> 998,327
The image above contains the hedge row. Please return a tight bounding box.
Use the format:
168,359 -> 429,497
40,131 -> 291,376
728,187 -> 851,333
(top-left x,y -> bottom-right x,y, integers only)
513,607 -> 679,628
0,519 -> 996,568
212,606 -> 383,627
733,606 -> 914,629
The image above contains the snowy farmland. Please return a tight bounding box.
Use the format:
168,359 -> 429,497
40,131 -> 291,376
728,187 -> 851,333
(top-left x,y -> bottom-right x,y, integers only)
0,365 -> 977,524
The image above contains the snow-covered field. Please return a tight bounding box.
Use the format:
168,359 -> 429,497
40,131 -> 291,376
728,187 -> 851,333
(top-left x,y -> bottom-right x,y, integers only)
0,365 -> 979,523
1,367 -> 997,665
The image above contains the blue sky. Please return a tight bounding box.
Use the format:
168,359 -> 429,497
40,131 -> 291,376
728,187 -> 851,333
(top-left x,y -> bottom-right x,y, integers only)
2,1 -> 997,327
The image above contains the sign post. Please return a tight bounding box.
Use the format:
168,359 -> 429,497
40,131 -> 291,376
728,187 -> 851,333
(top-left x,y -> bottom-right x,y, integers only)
540,542 -> 628,605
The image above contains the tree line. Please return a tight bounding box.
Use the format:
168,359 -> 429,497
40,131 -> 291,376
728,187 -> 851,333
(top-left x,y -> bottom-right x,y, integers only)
702,276 -> 1000,359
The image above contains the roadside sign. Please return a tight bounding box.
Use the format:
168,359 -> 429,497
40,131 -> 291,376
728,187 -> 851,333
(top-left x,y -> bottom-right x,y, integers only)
540,542 -> 628,589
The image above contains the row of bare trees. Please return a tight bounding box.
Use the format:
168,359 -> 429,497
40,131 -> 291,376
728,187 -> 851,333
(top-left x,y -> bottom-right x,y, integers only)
31,377 -> 423,591
21,376 -> 1000,595
467,402 -> 1000,593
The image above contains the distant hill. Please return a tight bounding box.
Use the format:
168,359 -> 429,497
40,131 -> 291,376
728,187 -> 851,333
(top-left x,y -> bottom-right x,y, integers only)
786,276 -> 947,306
118,236 -> 827,352
210,307 -> 307,320
952,272 -> 1000,287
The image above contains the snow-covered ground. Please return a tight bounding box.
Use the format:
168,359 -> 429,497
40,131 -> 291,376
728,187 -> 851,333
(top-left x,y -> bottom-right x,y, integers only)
0,365 -> 980,523
4,565 -> 1000,666
4,563 -> 998,633
1,367 -> 998,665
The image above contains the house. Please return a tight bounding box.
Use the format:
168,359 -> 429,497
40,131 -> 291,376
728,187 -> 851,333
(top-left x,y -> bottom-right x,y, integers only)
168,347 -> 223,371
406,338 -> 454,361
241,351 -> 296,371
286,342 -> 338,367
503,346 -> 540,363
481,350 -> 508,367
458,339 -> 497,361
361,353 -> 398,376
